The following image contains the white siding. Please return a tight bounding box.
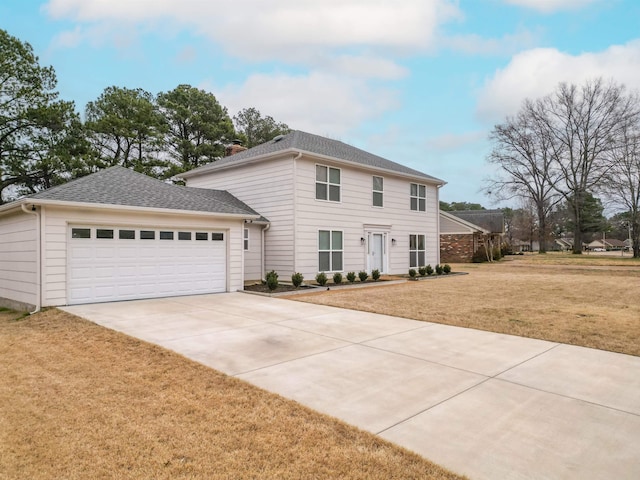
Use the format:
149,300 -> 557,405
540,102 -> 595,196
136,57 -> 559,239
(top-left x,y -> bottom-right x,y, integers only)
186,156 -> 295,275
294,158 -> 440,279
243,223 -> 263,281
440,214 -> 475,234
41,206 -> 245,307
0,210 -> 38,308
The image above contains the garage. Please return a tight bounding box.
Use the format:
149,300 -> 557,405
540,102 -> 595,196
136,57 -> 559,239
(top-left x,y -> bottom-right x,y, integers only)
67,226 -> 227,304
0,166 -> 263,310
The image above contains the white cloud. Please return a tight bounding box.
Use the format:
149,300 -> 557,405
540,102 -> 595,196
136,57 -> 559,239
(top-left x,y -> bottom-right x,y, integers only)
503,0 -> 603,13
477,40 -> 640,121
209,72 -> 400,137
44,0 -> 460,62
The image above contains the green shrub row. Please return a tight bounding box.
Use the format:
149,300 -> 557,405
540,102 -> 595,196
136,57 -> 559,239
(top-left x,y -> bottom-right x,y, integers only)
409,264 -> 451,277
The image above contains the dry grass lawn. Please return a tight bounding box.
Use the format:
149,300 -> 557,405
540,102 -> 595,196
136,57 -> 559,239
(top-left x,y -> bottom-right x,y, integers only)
287,254 -> 640,356
0,308 -> 464,480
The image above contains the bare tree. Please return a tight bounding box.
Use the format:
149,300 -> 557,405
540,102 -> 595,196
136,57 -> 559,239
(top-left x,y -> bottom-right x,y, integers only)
486,101 -> 561,252
534,79 -> 639,253
603,112 -> 640,257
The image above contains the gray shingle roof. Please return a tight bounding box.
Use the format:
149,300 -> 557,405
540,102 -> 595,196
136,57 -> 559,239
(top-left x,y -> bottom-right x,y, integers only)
29,166 -> 261,217
448,210 -> 505,234
182,130 -> 444,183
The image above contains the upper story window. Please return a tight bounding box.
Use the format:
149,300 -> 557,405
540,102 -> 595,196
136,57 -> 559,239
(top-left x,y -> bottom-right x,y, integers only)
372,176 -> 383,207
410,183 -> 426,212
316,165 -> 341,202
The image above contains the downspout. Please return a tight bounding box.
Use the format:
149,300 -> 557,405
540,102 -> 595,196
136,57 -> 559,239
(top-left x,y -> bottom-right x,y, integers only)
291,151 -> 302,275
436,185 -> 442,265
261,223 -> 270,280
21,203 -> 41,314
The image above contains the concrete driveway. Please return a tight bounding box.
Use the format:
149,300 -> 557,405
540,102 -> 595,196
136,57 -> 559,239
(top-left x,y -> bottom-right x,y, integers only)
62,292 -> 640,480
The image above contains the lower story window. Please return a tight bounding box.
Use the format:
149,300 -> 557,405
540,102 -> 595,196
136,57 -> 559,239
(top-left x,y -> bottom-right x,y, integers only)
409,234 -> 426,267
319,230 -> 343,272
244,228 -> 249,250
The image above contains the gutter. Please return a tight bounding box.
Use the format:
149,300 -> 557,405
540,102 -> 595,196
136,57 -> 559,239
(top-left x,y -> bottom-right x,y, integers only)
20,203 -> 41,314
261,223 -> 271,281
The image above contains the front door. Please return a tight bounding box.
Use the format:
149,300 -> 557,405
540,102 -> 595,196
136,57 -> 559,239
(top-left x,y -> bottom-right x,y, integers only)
369,233 -> 385,273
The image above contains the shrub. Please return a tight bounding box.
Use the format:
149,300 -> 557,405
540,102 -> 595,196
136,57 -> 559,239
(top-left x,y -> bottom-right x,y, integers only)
425,264 -> 434,275
316,272 -> 328,286
493,246 -> 502,261
333,272 -> 343,285
435,264 -> 444,275
408,268 -> 417,278
472,249 -> 488,263
291,272 -> 304,288
346,271 -> 356,283
371,269 -> 381,281
418,266 -> 427,277
501,244 -> 513,256
265,270 -> 278,291
358,270 -> 369,282
443,264 -> 451,274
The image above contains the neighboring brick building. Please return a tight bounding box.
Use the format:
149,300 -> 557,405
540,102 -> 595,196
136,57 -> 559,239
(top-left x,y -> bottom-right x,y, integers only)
439,210 -> 505,262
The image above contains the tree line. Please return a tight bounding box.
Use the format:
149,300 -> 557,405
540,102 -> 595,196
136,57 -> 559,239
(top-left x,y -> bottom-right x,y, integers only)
0,29 -> 290,203
486,78 -> 640,258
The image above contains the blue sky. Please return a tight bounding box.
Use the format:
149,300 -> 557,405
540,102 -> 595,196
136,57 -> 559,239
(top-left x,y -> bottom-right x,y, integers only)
3,0 -> 640,206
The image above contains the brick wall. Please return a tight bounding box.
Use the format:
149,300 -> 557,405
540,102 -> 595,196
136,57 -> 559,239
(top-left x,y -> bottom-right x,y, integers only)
440,233 -> 476,263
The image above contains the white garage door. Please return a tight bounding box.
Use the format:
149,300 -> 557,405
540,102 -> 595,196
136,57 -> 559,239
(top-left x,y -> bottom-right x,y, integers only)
67,226 -> 227,304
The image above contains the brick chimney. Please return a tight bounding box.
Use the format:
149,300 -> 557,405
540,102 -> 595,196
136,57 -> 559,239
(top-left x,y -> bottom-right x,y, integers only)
225,139 -> 247,157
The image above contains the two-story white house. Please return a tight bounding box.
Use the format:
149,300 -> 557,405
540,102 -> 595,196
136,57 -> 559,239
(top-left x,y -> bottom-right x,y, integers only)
181,130 -> 445,282
0,130 -> 444,310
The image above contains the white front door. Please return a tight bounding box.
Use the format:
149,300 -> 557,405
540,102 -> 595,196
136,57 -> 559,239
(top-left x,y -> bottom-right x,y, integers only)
369,233 -> 385,273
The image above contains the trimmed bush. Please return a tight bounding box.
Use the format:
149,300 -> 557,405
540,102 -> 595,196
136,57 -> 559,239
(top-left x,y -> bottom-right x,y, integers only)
358,271 -> 369,282
371,269 -> 380,281
408,268 -> 417,278
291,272 -> 304,288
265,270 -> 279,291
435,264 -> 444,275
425,264 -> 434,276
333,272 -> 343,285
418,266 -> 427,277
316,272 -> 328,286
472,249 -> 488,263
443,264 -> 451,274
346,271 -> 356,283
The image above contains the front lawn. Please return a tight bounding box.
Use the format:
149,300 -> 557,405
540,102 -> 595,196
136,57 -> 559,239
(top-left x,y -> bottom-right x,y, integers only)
286,254 -> 640,356
0,309 -> 464,480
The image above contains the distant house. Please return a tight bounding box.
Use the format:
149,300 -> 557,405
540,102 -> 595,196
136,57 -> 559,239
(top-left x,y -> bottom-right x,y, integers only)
588,238 -> 627,251
439,209 -> 505,262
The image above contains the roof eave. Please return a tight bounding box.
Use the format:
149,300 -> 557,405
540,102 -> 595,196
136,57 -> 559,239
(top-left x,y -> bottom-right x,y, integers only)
181,148 -> 445,185
439,209 -> 490,234
22,198 -> 261,220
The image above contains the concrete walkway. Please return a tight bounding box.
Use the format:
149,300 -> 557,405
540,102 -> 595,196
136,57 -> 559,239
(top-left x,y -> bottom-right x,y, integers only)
62,292 -> 640,480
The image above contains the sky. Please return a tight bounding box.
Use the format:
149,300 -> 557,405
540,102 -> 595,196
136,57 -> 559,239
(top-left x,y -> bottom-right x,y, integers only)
2,0 -> 640,207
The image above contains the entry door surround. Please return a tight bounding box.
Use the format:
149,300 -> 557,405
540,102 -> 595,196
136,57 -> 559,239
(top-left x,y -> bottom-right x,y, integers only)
365,225 -> 390,273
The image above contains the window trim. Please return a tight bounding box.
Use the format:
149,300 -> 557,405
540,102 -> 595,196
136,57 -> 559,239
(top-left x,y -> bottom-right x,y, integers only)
315,164 -> 341,203
318,229 -> 344,272
372,175 -> 384,208
409,233 -> 426,268
410,183 -> 426,212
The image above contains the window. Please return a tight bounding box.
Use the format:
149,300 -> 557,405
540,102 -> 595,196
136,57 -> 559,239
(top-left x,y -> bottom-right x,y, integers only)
140,230 -> 155,240
372,176 -> 383,207
195,232 -> 208,241
119,229 -> 135,239
410,183 -> 426,212
244,228 -> 249,251
316,165 -> 341,202
96,229 -> 114,239
71,228 -> 91,239
318,230 -> 343,272
409,234 -> 426,268
178,232 -> 191,240
212,233 -> 224,241
160,231 -> 174,240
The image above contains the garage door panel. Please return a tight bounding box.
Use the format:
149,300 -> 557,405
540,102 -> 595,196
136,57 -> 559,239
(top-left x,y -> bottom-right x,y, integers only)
68,226 -> 227,304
